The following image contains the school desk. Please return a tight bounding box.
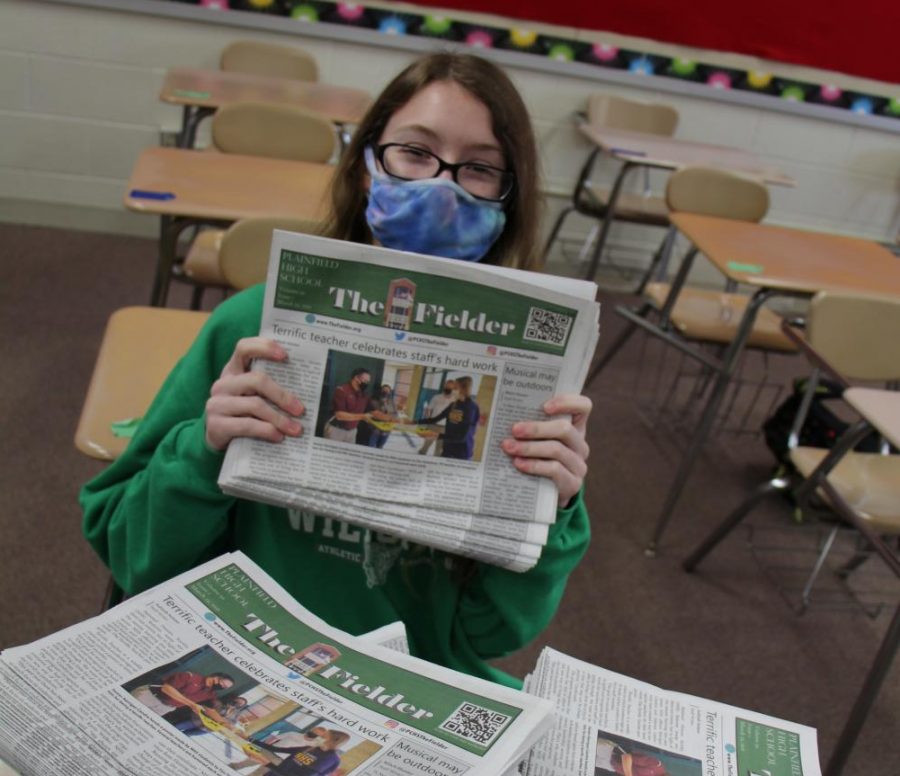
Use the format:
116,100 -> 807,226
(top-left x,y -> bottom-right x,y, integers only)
629,214 -> 900,555
577,123 -> 795,282
124,147 -> 334,306
160,67 -> 372,148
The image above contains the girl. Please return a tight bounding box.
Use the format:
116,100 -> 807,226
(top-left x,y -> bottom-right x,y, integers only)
82,52 -> 592,687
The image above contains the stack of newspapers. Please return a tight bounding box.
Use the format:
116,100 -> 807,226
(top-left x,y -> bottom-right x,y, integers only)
523,647 -> 823,776
218,231 -> 601,572
0,554 -> 826,776
0,552 -> 552,776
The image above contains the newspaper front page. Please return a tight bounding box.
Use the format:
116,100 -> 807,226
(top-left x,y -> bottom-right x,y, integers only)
0,553 -> 554,776
218,232 -> 600,570
522,648 -> 822,776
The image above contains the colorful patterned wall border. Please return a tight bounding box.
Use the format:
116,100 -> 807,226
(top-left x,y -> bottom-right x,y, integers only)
42,0 -> 885,128
171,0 -> 900,122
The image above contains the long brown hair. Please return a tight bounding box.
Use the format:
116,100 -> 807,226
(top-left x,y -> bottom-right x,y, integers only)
322,52 -> 542,270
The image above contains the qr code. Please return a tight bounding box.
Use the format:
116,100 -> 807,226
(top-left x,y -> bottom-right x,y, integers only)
523,306 -> 573,346
438,702 -> 511,747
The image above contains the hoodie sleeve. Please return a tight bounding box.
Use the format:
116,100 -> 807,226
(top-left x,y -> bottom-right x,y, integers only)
80,287 -> 264,595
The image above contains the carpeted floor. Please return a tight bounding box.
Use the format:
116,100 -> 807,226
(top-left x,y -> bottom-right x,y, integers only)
0,222 -> 897,775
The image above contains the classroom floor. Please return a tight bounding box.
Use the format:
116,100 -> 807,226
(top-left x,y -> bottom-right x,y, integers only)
1,221 -> 897,775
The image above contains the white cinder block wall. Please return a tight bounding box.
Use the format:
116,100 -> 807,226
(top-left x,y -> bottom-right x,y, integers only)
1,0 -> 898,284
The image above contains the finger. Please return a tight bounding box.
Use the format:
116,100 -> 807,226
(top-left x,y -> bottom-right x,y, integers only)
206,414 -> 296,452
509,417 -> 590,462
211,370 -> 304,417
542,394 -> 592,433
501,437 -> 587,481
207,394 -> 304,436
509,455 -> 582,505
205,392 -> 303,451
220,337 -> 288,378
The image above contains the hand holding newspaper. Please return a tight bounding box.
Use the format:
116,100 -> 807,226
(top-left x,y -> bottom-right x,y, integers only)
218,231 -> 600,572
0,552 -> 553,775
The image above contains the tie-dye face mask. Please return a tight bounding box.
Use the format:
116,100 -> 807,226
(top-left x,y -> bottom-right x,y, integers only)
364,147 -> 506,262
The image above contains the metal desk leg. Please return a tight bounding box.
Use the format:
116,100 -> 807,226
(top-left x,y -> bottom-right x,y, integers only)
656,247 -> 698,326
176,106 -> 192,148
587,245 -> 699,386
819,474 -> 900,776
645,287 -> 774,555
544,147 -> 599,262
149,216 -> 196,307
176,105 -> 215,148
825,602 -> 899,776
585,302 -> 652,388
635,226 -> 678,296
584,161 -> 637,281
150,214 -> 171,306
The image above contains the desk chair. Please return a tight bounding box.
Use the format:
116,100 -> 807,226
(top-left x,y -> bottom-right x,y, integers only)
542,94 -> 678,268
684,291 -> 900,595
683,291 -> 900,776
75,307 -> 210,462
179,41 -> 320,148
642,167 -> 793,348
75,307 -> 210,610
587,167 -> 795,432
176,40 -> 319,149
220,39 -> 318,82
217,216 -> 321,291
180,102 -> 336,308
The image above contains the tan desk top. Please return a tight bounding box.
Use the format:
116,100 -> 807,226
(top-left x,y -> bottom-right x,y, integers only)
670,212 -> 900,297
579,124 -> 795,187
844,388 -> 900,449
161,67 -> 372,125
75,307 -> 210,461
124,147 -> 334,222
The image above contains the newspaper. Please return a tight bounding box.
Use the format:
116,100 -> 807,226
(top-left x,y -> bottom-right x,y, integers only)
218,232 -> 600,571
0,622 -> 410,776
522,648 -> 822,776
356,621 -> 409,655
0,552 -> 554,776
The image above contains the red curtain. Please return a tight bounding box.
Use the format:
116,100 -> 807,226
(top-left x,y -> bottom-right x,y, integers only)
405,0 -> 900,84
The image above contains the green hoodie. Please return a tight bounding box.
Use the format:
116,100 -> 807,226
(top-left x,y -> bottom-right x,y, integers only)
80,285 -> 590,688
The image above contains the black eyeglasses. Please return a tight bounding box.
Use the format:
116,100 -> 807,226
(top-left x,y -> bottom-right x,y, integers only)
375,143 -> 515,203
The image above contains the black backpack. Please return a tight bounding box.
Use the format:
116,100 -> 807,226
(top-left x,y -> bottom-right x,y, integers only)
762,377 -> 883,470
